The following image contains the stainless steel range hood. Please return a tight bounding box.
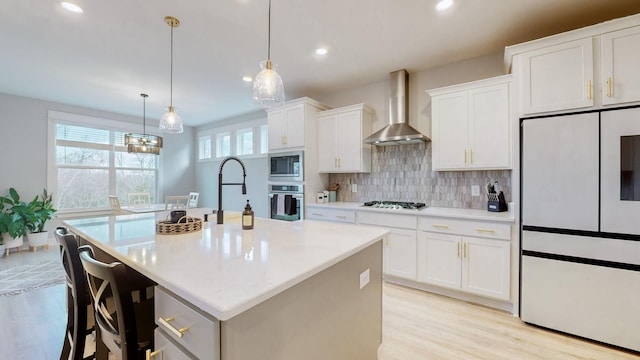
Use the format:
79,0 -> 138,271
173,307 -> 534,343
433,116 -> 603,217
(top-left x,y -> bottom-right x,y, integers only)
364,69 -> 430,146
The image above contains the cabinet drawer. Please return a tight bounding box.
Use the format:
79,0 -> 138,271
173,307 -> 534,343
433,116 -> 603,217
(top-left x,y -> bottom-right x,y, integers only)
153,328 -> 197,359
307,208 -> 356,223
419,217 -> 510,240
155,287 -> 220,360
358,211 -> 417,229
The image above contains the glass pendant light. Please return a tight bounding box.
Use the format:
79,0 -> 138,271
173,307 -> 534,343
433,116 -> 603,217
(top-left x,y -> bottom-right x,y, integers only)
160,16 -> 184,134
125,94 -> 163,155
253,0 -> 285,109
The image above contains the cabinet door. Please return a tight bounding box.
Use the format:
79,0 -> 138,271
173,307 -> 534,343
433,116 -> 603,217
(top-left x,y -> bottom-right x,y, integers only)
383,228 -> 417,280
336,110 -> 363,171
521,38 -> 594,114
417,232 -> 461,289
601,26 -> 640,106
268,108 -> 286,150
317,113 -> 339,172
284,104 -> 305,148
432,91 -> 469,170
461,236 -> 510,300
469,82 -> 511,169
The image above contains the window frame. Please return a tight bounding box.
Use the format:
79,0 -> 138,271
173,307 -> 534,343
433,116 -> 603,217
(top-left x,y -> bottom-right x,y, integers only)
197,117 -> 267,162
47,110 -> 163,215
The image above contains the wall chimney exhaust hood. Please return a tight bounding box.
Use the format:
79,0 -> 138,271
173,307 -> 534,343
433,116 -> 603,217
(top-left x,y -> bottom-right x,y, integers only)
364,69 -> 430,146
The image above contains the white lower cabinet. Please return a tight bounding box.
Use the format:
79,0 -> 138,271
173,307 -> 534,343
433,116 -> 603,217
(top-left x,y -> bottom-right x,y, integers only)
417,218 -> 511,300
357,211 -> 417,281
383,228 -> 417,280
306,207 -> 356,223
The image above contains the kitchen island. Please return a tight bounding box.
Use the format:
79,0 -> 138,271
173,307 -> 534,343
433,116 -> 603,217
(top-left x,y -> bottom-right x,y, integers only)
64,209 -> 388,360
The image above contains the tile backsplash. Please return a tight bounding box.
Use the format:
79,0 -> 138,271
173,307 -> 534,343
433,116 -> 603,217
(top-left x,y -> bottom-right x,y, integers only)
328,142 -> 511,209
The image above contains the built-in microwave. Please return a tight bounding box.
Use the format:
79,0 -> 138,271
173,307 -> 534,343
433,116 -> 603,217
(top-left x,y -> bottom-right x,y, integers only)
268,151 -> 303,182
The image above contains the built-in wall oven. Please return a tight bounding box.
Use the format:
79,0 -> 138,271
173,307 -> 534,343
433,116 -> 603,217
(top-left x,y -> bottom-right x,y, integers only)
268,151 -> 303,182
268,183 -> 303,221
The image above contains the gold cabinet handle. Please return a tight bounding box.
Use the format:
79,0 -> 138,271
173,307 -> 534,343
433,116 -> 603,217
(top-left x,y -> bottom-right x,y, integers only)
284,135 -> 288,145
470,149 -> 473,164
146,349 -> 161,360
464,149 -> 467,164
607,77 -> 613,97
158,316 -> 189,338
587,80 -> 592,100
464,243 -> 468,258
432,224 -> 449,229
457,243 -> 460,258
336,215 -> 347,219
311,213 -> 322,216
475,228 -> 496,233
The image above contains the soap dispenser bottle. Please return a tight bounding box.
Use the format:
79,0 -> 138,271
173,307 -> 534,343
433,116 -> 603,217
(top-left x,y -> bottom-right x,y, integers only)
242,200 -> 254,230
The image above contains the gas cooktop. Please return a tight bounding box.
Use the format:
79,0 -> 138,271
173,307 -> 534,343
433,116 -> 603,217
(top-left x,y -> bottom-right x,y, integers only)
362,201 -> 427,210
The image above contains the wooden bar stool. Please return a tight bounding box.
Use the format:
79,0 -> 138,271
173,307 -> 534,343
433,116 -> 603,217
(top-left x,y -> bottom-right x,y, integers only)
55,227 -> 95,360
78,245 -> 154,360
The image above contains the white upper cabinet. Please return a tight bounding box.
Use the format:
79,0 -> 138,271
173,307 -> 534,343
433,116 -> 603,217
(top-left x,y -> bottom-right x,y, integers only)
267,97 -> 330,151
520,38 -> 594,114
506,14 -> 640,115
429,75 -> 511,171
601,26 -> 640,106
317,104 -> 373,173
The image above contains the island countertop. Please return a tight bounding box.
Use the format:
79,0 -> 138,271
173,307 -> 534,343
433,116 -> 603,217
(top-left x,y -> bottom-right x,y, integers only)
63,210 -> 388,321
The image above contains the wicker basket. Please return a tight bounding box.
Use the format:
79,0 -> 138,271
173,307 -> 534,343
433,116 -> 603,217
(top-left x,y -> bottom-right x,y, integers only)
156,216 -> 203,235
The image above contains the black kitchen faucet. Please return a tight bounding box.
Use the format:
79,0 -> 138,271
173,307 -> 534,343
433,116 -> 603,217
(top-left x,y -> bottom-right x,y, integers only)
217,156 -> 247,224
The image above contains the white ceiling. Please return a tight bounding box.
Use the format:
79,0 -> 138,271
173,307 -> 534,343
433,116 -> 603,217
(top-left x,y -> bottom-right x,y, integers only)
2,0 -> 640,127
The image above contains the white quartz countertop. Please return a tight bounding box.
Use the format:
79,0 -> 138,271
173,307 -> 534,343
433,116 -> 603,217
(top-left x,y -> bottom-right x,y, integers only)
63,208 -> 388,321
307,202 -> 515,223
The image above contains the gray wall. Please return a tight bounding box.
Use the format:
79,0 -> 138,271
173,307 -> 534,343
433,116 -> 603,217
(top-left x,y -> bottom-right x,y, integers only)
0,92 -> 196,216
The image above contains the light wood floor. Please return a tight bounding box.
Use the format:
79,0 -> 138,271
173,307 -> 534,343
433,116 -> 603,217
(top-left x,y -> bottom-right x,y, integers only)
378,282 -> 640,360
2,248 -> 639,359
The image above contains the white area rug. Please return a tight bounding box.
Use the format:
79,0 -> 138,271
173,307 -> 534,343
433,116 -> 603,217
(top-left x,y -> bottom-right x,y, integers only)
0,259 -> 65,297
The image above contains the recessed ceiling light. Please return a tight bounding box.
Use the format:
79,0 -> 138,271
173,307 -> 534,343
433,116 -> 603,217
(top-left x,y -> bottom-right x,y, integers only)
315,48 -> 328,56
242,76 -> 253,82
435,0 -> 453,11
61,2 -> 84,13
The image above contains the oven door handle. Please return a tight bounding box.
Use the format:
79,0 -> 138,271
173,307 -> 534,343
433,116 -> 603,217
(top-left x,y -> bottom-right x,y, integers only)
269,193 -> 304,199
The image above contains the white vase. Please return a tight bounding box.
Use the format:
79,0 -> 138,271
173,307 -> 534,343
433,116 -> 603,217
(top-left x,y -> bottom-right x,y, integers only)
27,231 -> 49,251
2,233 -> 24,256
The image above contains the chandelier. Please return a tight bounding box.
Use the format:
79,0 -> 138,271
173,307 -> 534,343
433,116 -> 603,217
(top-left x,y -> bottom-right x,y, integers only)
125,94 -> 163,155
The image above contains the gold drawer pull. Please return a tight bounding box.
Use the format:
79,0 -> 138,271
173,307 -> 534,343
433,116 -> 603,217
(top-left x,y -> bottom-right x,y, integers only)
311,213 -> 322,216
336,215 -> 347,219
158,316 -> 189,338
607,77 -> 613,97
476,228 -> 496,233
587,80 -> 592,100
432,224 -> 449,229
457,243 -> 460,258
464,243 -> 468,258
146,349 -> 161,360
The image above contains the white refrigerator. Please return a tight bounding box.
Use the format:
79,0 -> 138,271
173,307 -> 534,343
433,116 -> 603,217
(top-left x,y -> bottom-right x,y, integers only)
520,107 -> 640,352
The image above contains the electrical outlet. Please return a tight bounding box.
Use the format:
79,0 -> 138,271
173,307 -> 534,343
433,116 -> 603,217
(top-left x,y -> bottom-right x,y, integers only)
359,268 -> 370,289
471,185 -> 480,196
352,184 -> 358,193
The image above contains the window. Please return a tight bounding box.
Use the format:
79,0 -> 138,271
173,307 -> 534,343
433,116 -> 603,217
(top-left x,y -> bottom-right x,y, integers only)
49,111 -> 159,213
216,132 -> 231,157
260,124 -> 268,154
199,135 -> 212,160
236,128 -> 253,156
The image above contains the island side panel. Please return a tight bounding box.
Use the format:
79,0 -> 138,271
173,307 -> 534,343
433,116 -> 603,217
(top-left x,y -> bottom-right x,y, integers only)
221,240 -> 383,360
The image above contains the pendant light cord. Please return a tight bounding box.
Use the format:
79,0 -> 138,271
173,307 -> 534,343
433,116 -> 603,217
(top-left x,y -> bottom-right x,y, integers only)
142,95 -> 147,134
267,0 -> 271,60
170,23 -> 174,107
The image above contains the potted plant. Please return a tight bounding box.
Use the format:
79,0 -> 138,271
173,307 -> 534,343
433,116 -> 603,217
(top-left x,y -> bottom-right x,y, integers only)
26,189 -> 57,251
0,188 -> 33,255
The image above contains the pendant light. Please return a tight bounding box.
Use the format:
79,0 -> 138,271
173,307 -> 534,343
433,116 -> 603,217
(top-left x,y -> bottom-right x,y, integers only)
160,16 -> 184,133
125,94 -> 163,155
253,0 -> 285,109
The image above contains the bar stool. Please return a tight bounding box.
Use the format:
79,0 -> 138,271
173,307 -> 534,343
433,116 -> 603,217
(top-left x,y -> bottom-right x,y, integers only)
55,227 -> 95,360
78,245 -> 154,360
